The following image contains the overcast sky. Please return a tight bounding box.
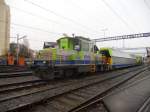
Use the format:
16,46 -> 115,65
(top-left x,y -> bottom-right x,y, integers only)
5,0 -> 150,52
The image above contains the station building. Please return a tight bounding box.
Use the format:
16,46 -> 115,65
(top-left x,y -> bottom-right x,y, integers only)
0,0 -> 10,56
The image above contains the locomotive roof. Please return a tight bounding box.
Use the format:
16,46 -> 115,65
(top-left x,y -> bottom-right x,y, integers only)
43,42 -> 57,48
75,36 -> 91,41
57,36 -> 91,42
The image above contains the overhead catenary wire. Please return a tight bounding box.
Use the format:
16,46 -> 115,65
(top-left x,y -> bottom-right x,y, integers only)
11,6 -> 61,25
10,28 -> 55,43
11,22 -> 62,35
66,0 -> 105,29
68,0 -> 137,35
2,19 -> 99,39
116,0 -> 140,32
0,19 -> 62,35
99,0 -> 134,32
144,0 -> 150,10
10,28 -> 58,46
24,0 -> 103,34
10,6 -> 96,35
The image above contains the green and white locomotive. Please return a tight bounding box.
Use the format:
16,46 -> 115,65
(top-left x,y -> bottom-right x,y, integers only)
32,36 -> 102,79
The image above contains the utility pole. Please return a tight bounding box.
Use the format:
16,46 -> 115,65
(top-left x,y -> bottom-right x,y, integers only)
101,28 -> 108,38
122,39 -> 125,48
16,34 -> 27,64
10,34 -> 27,64
16,34 -> 19,65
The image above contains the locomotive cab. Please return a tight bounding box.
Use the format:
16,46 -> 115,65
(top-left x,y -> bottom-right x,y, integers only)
57,36 -> 95,52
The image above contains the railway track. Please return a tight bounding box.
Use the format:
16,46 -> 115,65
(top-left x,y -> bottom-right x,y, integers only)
0,66 -> 30,73
0,65 -> 37,87
0,70 -> 40,87
0,66 -> 33,83
0,80 -> 46,93
0,65 -> 147,112
25,66 -> 148,112
0,71 -> 32,78
0,65 -> 142,93
70,67 -> 150,112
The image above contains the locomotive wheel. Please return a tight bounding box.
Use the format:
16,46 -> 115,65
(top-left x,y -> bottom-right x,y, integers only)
65,69 -> 74,77
42,70 -> 55,80
34,68 -> 55,80
55,70 -> 64,78
101,66 -> 104,72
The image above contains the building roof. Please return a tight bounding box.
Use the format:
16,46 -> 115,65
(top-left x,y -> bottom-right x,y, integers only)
43,42 -> 57,48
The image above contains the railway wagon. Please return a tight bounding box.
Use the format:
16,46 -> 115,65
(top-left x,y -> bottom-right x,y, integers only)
32,36 -> 102,79
100,48 -> 142,70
